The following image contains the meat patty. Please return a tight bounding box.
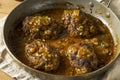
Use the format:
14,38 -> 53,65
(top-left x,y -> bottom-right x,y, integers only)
92,39 -> 112,66
66,42 -> 98,74
22,16 -> 63,41
25,39 -> 60,71
62,10 -> 104,38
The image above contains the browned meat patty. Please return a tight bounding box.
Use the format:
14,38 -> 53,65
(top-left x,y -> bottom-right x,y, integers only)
61,10 -> 104,38
22,16 -> 63,41
25,39 -> 60,71
90,38 -> 113,66
66,42 -> 98,74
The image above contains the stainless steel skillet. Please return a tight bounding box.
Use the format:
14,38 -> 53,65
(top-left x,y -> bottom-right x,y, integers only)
3,0 -> 120,80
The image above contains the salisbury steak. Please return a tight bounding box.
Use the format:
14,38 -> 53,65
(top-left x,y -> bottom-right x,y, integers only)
66,42 -> 98,74
22,16 -> 63,41
62,10 -> 104,38
25,39 -> 60,71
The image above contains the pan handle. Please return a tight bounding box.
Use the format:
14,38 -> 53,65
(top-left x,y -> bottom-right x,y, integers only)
107,0 -> 112,7
100,0 -> 112,7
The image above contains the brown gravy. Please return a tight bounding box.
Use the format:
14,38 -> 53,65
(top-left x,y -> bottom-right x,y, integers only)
10,9 -> 114,75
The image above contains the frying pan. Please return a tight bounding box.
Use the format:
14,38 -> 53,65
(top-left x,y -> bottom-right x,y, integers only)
3,0 -> 120,80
